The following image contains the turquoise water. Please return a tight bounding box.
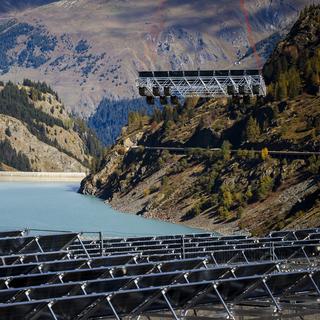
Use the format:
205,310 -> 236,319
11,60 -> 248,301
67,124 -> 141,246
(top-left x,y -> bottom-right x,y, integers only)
0,182 -> 203,237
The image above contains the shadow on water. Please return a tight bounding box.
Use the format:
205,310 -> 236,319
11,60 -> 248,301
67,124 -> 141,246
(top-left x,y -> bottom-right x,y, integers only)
64,184 -> 81,193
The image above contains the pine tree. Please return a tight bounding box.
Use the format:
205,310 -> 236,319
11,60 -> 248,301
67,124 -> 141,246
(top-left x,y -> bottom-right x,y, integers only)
288,68 -> 301,98
245,117 -> 261,142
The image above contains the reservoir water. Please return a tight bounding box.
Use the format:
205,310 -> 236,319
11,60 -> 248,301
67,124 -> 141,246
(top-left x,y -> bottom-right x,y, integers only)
0,182 -> 203,237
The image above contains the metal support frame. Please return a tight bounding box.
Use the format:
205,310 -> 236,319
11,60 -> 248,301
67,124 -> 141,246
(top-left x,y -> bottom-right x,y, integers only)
35,237 -> 44,253
309,274 -> 320,295
213,284 -> 235,320
77,234 -> 91,259
137,74 -> 266,98
129,289 -> 164,319
261,279 -> 281,313
107,296 -> 121,320
99,232 -> 104,257
181,236 -> 185,260
162,290 -> 180,320
48,302 -> 58,320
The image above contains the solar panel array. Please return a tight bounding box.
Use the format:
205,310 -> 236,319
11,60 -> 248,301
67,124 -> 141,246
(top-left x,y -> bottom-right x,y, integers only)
0,228 -> 319,319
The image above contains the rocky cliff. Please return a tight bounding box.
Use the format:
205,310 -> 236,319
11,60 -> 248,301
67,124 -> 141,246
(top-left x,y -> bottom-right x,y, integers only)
0,80 -> 103,172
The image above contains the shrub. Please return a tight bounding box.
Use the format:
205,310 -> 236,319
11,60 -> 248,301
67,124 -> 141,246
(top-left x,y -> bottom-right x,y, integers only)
192,203 -> 201,217
218,206 -> 232,220
236,207 -> 245,219
245,186 -> 253,201
143,189 -> 150,197
307,155 -> 320,175
220,140 -> 232,161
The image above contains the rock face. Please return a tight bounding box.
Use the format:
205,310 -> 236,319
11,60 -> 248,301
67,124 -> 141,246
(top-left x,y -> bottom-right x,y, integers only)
0,81 -> 103,172
0,114 -> 86,172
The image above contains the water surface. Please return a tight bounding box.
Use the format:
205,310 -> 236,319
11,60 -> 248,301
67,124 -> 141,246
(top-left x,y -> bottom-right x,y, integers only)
0,182 -> 203,237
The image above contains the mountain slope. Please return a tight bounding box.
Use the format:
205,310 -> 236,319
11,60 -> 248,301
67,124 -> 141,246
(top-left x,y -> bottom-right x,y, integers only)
0,1 -> 59,14
0,80 -> 103,172
80,4 -> 320,235
0,0 -> 314,144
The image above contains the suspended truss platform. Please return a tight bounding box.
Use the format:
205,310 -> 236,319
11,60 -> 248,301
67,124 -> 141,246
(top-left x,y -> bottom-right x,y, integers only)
137,70 -> 267,103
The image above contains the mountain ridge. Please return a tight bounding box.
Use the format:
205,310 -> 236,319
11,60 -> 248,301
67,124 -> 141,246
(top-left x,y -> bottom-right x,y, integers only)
0,0 -> 315,145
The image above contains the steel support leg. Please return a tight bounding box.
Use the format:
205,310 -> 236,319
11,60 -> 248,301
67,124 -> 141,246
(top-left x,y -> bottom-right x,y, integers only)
107,296 -> 121,320
262,280 -> 281,312
309,274 -> 320,295
35,238 -> 44,253
301,247 -> 311,264
213,284 -> 234,320
77,235 -> 90,259
48,303 -> 58,320
162,291 -> 180,320
99,232 -> 104,257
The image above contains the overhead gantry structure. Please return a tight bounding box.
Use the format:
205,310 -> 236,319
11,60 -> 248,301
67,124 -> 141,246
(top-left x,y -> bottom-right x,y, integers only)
137,69 -> 267,104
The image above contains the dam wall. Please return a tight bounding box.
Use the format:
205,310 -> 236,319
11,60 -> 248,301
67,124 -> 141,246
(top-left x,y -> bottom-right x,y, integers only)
0,172 -> 86,182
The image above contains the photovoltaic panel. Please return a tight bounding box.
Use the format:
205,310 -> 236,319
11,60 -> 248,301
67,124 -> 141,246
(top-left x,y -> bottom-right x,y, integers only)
0,228 -> 318,319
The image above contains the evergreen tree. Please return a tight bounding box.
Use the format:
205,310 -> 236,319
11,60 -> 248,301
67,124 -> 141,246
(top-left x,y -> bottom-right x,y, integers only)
288,68 -> 301,98
245,117 -> 261,142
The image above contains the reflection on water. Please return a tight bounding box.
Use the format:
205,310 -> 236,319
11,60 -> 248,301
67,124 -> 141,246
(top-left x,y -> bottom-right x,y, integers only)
0,182 -> 204,237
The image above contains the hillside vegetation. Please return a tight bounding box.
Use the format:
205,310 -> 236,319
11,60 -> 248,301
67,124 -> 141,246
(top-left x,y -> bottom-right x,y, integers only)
80,5 -> 320,235
0,80 -> 104,172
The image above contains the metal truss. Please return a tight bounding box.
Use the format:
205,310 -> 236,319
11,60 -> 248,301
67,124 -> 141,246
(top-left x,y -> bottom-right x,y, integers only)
136,70 -> 267,98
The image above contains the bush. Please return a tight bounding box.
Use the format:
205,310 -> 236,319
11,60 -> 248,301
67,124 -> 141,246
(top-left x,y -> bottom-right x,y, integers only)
236,207 -> 245,219
307,155 -> 320,175
261,147 -> 269,161
220,140 -> 232,161
191,203 -> 201,217
218,206 -> 232,220
143,189 -> 150,197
